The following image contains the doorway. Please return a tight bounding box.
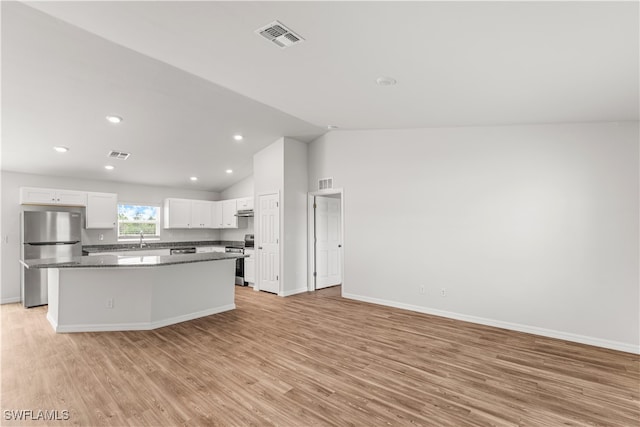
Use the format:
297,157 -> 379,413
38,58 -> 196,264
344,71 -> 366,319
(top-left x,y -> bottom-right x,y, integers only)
307,190 -> 344,292
256,192 -> 280,294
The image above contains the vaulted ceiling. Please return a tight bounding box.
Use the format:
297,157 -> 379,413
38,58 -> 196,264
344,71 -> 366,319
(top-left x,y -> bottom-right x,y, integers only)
2,1 -> 638,191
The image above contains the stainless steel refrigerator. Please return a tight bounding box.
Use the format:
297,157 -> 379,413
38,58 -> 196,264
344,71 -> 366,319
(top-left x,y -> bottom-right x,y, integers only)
21,211 -> 82,307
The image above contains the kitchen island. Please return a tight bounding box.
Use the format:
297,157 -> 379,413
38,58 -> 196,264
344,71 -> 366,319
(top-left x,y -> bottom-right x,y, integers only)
21,252 -> 245,333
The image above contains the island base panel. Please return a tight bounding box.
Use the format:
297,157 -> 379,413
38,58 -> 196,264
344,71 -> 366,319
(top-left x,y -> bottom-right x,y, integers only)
46,260 -> 236,332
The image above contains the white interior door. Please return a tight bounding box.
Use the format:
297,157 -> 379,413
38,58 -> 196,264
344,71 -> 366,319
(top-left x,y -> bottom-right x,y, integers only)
258,193 -> 279,294
315,196 -> 342,289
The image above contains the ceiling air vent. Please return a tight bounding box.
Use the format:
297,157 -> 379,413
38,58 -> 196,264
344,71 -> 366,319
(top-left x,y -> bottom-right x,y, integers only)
255,20 -> 305,49
107,150 -> 131,160
318,177 -> 333,191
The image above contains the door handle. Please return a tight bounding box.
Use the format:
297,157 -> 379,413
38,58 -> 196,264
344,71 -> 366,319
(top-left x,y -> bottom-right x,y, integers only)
258,246 -> 263,250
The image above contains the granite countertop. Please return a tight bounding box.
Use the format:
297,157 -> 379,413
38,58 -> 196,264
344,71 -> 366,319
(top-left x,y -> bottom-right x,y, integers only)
22,252 -> 247,269
82,240 -> 244,254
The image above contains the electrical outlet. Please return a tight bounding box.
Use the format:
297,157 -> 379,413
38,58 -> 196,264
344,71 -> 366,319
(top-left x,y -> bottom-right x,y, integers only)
440,288 -> 446,297
106,298 -> 114,309
419,285 -> 426,294
99,234 -> 104,241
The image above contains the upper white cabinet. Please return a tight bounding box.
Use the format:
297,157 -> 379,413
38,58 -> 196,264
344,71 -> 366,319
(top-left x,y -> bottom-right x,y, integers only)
164,198 -> 214,229
191,200 -> 213,228
86,192 -> 117,229
212,201 -> 224,228
20,187 -> 87,206
164,197 -> 244,229
222,199 -> 238,228
164,198 -> 192,228
237,197 -> 254,211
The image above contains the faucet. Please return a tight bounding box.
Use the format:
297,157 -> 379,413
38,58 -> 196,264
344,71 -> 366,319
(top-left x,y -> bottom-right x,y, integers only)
139,231 -> 146,248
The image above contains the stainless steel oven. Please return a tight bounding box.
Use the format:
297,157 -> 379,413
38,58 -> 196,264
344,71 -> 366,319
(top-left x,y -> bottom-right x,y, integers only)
225,246 -> 245,285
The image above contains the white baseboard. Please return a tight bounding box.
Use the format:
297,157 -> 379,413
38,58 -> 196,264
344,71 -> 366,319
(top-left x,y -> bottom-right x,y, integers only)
280,287 -> 308,297
52,304 -> 236,333
1,297 -> 21,304
342,292 -> 639,355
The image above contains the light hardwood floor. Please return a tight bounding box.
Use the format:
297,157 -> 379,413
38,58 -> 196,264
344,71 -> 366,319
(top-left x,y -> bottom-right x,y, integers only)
1,286 -> 638,426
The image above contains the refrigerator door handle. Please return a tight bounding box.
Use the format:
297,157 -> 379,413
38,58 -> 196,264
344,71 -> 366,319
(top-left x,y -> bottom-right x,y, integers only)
25,241 -> 81,246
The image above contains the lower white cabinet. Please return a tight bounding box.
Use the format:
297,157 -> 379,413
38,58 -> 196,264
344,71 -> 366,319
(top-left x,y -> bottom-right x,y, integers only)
86,192 -> 117,229
244,248 -> 255,284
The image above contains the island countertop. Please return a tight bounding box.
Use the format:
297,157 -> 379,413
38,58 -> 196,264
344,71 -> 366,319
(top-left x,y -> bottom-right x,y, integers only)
21,252 -> 247,269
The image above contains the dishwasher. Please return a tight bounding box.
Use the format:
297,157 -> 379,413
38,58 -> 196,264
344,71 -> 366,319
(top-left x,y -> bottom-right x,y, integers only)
170,247 -> 196,255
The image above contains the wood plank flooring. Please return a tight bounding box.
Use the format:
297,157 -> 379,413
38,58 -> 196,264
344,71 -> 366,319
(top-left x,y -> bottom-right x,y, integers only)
1,286 -> 638,426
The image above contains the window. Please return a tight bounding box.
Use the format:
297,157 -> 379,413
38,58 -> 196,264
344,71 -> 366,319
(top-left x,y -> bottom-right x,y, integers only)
117,204 -> 161,239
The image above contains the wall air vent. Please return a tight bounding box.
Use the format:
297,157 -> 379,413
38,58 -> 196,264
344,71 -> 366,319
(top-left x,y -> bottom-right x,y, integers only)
318,177 -> 333,191
255,20 -> 305,49
107,150 -> 131,160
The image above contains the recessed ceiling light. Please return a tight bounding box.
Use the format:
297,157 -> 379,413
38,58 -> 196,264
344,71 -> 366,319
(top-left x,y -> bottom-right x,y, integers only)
327,125 -> 338,130
225,169 -> 233,174
375,76 -> 397,86
53,146 -> 69,153
233,134 -> 243,141
190,176 -> 198,181
106,115 -> 123,124
104,165 -> 115,170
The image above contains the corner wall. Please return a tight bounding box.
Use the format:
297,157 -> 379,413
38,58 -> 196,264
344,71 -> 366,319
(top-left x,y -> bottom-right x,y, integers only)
253,137 -> 308,296
282,138 -> 308,295
308,122 -> 639,353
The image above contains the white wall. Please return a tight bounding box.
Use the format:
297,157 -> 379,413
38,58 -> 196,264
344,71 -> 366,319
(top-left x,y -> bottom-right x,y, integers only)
254,138 -> 284,198
1,171 -> 221,303
220,175 -> 254,242
308,122 -> 640,353
282,138 -> 309,295
221,175 -> 254,200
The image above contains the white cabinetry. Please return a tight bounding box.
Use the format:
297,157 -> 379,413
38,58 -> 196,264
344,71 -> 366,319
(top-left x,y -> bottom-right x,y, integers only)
191,200 -> 213,228
164,198 -> 244,229
164,198 -> 215,229
20,187 -> 87,206
237,197 -> 254,210
164,198 -> 192,228
86,192 -> 117,229
222,199 -> 238,228
244,248 -> 255,284
212,202 -> 224,228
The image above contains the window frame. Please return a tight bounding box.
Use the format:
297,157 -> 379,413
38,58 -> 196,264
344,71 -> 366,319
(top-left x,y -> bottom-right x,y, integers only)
117,203 -> 162,241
